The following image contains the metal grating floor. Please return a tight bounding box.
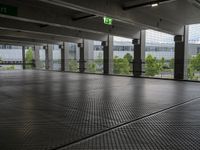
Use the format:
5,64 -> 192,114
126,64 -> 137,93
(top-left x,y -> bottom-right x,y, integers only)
0,70 -> 200,150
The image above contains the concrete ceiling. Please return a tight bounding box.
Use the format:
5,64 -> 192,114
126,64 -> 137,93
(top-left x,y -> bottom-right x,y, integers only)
0,0 -> 199,45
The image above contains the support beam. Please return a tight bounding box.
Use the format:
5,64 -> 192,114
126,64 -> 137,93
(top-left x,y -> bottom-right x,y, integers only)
37,0 -> 184,35
174,35 -> 185,80
184,26 -> 189,80
34,45 -> 40,69
0,40 -> 44,46
102,35 -> 113,75
78,42 -> 85,73
0,36 -> 59,45
60,43 -> 65,72
0,18 -> 106,42
174,26 -> 189,80
22,46 -> 26,69
72,14 -> 96,21
44,45 -> 49,70
0,1 -> 141,39
133,31 -> 146,77
45,45 -> 53,70
132,39 -> 141,77
0,29 -> 80,44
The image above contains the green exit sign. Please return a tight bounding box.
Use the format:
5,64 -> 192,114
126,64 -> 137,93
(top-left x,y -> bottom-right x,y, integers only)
0,4 -> 18,16
104,16 -> 112,25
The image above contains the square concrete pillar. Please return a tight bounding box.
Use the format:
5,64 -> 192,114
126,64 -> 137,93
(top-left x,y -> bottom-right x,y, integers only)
33,46 -> 40,69
102,35 -> 113,75
132,39 -> 141,77
45,44 -> 53,70
22,46 -> 26,70
174,35 -> 185,80
133,31 -> 145,77
77,39 -> 94,73
174,26 -> 189,80
60,43 -> 65,72
78,42 -> 85,73
184,26 -> 189,80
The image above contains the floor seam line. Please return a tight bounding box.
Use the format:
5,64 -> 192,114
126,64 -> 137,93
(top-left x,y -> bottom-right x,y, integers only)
51,96 -> 200,150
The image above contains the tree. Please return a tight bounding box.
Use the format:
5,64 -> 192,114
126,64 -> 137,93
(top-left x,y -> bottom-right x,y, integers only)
25,47 -> 33,69
4,65 -> 15,70
190,53 -> 200,71
95,53 -> 103,73
169,58 -> 174,69
124,53 -> 133,63
187,65 -> 197,80
187,53 -> 200,80
145,54 -> 165,77
113,56 -> 130,75
0,56 -> 16,70
69,59 -> 78,72
86,62 -> 96,73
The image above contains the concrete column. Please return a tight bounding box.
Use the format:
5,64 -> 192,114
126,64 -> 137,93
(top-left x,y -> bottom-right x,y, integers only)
133,31 -> 145,77
44,45 -> 48,70
45,44 -> 53,70
33,46 -> 40,69
22,46 -> 26,70
184,26 -> 189,80
132,39 -> 141,77
60,43 -> 65,72
102,35 -> 113,75
77,39 -> 94,73
174,35 -> 185,80
78,42 -> 85,73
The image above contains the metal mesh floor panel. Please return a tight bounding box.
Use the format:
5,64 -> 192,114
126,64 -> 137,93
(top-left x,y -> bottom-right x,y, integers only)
0,70 -> 200,150
65,99 -> 200,150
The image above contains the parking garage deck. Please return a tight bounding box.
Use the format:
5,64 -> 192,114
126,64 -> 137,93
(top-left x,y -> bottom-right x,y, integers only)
0,70 -> 200,150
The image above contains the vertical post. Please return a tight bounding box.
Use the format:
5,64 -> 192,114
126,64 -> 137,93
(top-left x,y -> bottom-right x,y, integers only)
184,26 -> 189,80
60,43 -> 65,72
48,45 -> 53,70
34,45 -> 40,69
133,31 -> 145,77
133,39 -> 141,77
44,45 -> 49,70
78,42 -> 85,73
102,35 -> 113,75
174,35 -> 185,80
63,42 -> 70,71
45,44 -> 53,70
22,46 -> 26,70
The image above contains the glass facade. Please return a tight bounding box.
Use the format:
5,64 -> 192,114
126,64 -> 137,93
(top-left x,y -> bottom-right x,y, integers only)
0,45 -> 22,70
67,42 -> 79,72
52,45 -> 61,71
85,40 -> 103,74
0,24 -> 200,81
144,30 -> 175,79
187,24 -> 200,81
25,47 -> 34,69
112,36 -> 134,76
39,46 -> 46,69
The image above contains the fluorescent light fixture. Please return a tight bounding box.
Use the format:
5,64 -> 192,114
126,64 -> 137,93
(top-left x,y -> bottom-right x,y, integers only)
151,3 -> 159,7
